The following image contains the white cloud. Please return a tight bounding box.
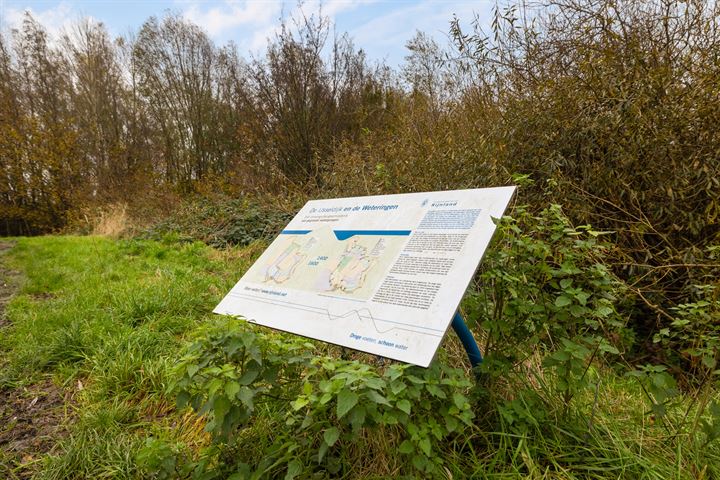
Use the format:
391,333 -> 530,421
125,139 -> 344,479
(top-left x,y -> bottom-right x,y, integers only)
179,0 -> 483,64
349,1 -> 492,65
182,0 -> 282,37
180,0 -> 376,55
1,1 -> 80,39
0,0 -> 492,67
310,0 -> 377,18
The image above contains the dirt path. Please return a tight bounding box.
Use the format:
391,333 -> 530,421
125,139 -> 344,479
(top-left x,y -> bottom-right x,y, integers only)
0,241 -> 71,479
0,241 -> 18,328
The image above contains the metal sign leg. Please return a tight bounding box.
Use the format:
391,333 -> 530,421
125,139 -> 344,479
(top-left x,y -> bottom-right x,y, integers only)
451,310 -> 483,368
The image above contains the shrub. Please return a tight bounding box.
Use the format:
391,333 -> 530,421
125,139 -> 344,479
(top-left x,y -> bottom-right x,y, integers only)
466,203 -> 628,398
143,196 -> 294,248
171,321 -> 474,478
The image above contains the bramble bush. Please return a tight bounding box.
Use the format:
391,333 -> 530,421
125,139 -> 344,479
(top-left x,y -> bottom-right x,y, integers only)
143,196 -> 293,248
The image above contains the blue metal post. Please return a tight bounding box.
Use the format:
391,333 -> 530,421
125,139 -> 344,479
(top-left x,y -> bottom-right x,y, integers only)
451,310 -> 483,368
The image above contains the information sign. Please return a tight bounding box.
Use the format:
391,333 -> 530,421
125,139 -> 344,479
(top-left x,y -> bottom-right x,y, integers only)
214,187 -> 515,367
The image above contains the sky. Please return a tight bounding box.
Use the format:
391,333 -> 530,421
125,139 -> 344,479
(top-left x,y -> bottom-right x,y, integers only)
0,0 -> 494,67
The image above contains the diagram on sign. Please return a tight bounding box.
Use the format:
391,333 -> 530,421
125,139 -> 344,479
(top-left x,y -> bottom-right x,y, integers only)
263,237 -> 317,283
323,237 -> 383,293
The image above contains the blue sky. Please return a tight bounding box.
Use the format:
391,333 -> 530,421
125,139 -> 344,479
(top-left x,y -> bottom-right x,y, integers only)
0,1 -> 494,67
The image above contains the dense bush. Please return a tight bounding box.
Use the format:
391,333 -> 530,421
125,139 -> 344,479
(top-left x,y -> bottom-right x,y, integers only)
467,204 -> 627,391
471,1 -> 720,297
142,196 -> 293,248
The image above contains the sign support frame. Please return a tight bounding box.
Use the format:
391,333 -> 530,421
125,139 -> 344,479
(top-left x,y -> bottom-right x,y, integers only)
450,310 -> 483,368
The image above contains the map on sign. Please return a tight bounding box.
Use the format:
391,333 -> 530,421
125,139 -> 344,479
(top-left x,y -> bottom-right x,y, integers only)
214,187 -> 516,367
244,226 -> 407,301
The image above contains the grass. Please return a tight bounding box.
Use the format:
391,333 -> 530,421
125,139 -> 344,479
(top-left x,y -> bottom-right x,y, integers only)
0,235 -> 718,479
0,235 -> 257,478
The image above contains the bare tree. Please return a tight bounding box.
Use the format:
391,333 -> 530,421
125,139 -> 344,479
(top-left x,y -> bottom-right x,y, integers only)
61,20 -> 135,198
133,13 -> 227,188
247,13 -> 383,185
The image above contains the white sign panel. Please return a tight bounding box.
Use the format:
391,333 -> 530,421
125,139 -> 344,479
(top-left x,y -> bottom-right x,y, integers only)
214,187 -> 516,367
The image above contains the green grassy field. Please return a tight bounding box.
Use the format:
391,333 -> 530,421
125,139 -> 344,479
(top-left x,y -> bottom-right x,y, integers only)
0,236 -> 718,479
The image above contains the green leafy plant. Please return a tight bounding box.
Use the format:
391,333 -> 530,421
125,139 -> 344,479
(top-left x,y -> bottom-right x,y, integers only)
626,364 -> 680,423
466,204 -> 626,407
284,359 -> 474,476
136,437 -> 187,480
170,320 -> 476,478
700,401 -> 720,448
654,284 -> 720,379
173,322 -> 313,440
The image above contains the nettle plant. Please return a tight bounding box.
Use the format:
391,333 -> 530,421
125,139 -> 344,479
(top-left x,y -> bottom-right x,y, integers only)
168,322 -> 474,478
654,283 -> 720,379
648,280 -> 720,444
173,323 -> 313,441
465,204 -> 627,412
286,359 -> 473,476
